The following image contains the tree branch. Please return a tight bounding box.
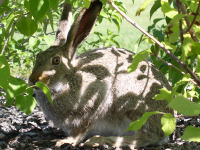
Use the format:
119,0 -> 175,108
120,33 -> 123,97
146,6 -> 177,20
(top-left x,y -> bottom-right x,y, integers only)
176,0 -> 184,44
176,0 -> 199,42
1,22 -> 15,55
155,56 -> 185,76
184,0 -> 200,33
155,56 -> 200,90
107,0 -> 200,86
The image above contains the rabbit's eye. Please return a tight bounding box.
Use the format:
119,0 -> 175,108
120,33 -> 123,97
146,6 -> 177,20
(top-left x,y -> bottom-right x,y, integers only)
52,56 -> 60,65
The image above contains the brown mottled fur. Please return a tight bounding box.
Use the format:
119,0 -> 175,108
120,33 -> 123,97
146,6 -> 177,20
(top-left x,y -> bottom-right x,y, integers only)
29,1 -> 172,149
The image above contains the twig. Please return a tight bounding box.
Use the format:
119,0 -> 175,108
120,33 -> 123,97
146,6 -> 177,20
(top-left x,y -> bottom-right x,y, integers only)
156,56 -> 185,75
1,22 -> 15,55
43,19 -> 49,35
107,0 -> 200,86
179,20 -> 184,44
176,0 -> 199,42
155,56 -> 200,90
184,1 -> 200,33
176,0 -> 184,44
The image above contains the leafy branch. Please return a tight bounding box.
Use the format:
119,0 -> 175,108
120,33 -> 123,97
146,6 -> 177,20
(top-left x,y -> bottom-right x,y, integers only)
1,22 -> 16,55
176,0 -> 199,42
184,0 -> 200,34
107,0 -> 200,87
155,56 -> 200,89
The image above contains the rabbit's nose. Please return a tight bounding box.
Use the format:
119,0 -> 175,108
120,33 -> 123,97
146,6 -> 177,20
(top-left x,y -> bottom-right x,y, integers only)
28,77 -> 38,85
29,73 -> 39,85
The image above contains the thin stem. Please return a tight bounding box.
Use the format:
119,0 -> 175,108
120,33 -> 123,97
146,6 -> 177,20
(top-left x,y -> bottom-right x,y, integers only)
176,0 -> 199,42
43,19 -> 49,35
179,20 -> 184,44
176,0 -> 184,44
156,56 -> 185,75
155,56 -> 200,90
107,0 -> 200,86
1,22 -> 15,55
184,1 -> 200,33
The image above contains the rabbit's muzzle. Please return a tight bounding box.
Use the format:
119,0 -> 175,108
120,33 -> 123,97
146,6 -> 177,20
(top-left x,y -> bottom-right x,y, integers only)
29,69 -> 57,85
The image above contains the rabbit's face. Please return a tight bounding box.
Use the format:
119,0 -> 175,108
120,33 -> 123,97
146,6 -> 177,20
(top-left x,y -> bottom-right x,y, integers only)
29,46 -> 69,89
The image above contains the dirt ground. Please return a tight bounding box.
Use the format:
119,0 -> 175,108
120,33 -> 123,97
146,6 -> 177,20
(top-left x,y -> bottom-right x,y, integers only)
0,104 -> 200,150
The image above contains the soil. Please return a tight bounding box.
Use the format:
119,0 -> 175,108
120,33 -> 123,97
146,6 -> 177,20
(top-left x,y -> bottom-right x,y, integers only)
1,102 -> 200,150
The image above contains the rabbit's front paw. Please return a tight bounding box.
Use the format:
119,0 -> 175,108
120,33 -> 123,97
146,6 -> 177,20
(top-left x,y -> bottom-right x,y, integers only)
84,135 -> 137,149
84,135 -> 117,148
55,137 -> 79,147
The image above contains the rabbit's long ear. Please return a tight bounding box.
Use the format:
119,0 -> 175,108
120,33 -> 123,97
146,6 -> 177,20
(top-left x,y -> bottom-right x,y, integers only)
64,0 -> 102,60
53,3 -> 72,46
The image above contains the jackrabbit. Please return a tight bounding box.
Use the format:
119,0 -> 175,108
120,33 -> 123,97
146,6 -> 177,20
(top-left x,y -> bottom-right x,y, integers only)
29,0 -> 172,149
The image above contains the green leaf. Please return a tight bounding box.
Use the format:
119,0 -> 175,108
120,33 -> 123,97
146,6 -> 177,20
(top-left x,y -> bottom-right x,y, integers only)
0,55 -> 10,89
5,76 -> 27,99
100,10 -> 109,19
36,81 -> 53,104
16,95 -> 36,115
182,37 -> 193,61
132,0 -> 134,5
168,95 -> 200,116
29,0 -> 49,21
167,14 -> 184,43
172,75 -> 191,95
197,55 -> 200,77
5,98 -> 15,107
43,35 -> 54,46
16,16 -> 38,36
150,0 -> 161,19
128,49 -> 151,72
136,0 -> 153,16
24,0 -> 30,10
112,18 -> 120,32
192,43 -> 200,55
48,0 -> 59,11
161,113 -> 176,136
83,0 -> 91,8
161,0 -> 178,18
182,126 -> 200,142
25,87 -> 34,96
28,37 -> 40,49
153,88 -> 172,103
127,111 -> 161,131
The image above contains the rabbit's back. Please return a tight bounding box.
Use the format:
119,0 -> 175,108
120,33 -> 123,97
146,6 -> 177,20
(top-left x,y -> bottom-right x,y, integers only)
73,47 -> 171,136
77,48 -> 169,111
74,47 -> 171,138
77,47 -> 170,102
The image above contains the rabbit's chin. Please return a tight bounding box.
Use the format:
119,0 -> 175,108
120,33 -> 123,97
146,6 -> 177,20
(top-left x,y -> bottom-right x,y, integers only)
45,82 -> 70,99
33,88 -> 66,128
